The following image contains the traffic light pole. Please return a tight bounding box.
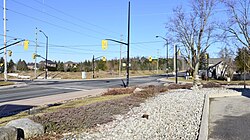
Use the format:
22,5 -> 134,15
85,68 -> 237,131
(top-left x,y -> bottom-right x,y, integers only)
105,1 -> 130,87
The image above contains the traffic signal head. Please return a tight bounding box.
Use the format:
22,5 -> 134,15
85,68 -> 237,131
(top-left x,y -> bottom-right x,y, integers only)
8,50 -> 12,56
148,56 -> 152,62
102,56 -> 106,61
32,53 -> 36,59
24,40 -> 29,50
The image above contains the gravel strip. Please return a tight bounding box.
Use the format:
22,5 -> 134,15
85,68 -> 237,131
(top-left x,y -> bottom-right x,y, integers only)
63,88 -> 240,140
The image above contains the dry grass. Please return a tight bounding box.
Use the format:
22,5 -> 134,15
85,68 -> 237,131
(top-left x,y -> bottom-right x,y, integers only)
29,85 -> 168,137
0,81 -> 14,86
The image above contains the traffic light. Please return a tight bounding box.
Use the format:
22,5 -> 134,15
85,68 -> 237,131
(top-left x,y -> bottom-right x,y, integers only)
32,53 -> 36,59
102,56 -> 106,61
148,56 -> 152,62
24,40 -> 29,50
0,63 -> 3,66
102,40 -> 108,50
8,50 -> 12,56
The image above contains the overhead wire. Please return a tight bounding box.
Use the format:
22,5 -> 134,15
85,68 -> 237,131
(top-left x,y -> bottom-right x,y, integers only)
7,8 -> 101,40
32,0 -> 121,37
10,0 -> 119,39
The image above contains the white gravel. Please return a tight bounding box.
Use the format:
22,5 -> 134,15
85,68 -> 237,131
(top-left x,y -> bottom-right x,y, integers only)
63,88 -> 240,140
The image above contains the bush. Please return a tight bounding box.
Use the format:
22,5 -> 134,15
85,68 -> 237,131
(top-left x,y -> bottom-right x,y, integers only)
102,87 -> 135,96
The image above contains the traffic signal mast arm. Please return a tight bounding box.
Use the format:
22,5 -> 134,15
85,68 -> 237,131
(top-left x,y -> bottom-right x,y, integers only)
105,39 -> 128,46
0,39 -> 25,51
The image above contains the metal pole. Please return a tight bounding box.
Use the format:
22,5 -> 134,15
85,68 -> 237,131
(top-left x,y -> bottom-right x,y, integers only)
119,35 -> 123,77
126,1 -> 130,87
166,41 -> 168,78
175,45 -> 178,84
157,49 -> 159,74
45,36 -> 48,79
92,55 -> 94,79
35,27 -> 38,79
3,0 -> 7,81
244,47 -> 246,89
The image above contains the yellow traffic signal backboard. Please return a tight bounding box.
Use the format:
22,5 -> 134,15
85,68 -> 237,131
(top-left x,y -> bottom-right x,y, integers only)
102,40 -> 108,50
32,53 -> 36,59
148,56 -> 152,62
102,56 -> 106,61
8,50 -> 12,56
24,40 -> 29,50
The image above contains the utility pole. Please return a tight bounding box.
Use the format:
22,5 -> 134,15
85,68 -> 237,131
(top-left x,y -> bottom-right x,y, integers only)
3,0 -> 7,81
92,55 -> 95,79
119,35 -> 123,77
35,27 -> 38,79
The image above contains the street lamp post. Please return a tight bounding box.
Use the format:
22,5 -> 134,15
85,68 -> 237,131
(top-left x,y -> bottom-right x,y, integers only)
39,30 -> 48,79
156,35 -> 168,78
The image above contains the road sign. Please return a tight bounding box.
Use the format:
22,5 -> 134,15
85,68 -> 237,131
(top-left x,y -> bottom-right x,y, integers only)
102,40 -> 108,50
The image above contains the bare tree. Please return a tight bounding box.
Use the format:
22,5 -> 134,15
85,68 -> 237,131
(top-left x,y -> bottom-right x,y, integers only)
166,0 -> 218,87
221,0 -> 250,48
218,47 -> 235,79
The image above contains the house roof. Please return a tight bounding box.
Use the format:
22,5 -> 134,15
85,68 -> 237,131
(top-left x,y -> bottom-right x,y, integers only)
39,60 -> 56,64
64,61 -> 76,64
209,58 -> 223,65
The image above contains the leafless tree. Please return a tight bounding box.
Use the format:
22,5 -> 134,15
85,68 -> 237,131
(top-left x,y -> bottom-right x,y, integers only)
221,0 -> 250,48
218,47 -> 235,79
166,0 -> 218,87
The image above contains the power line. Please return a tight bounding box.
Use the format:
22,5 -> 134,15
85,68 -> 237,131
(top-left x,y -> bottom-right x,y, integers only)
32,0 -> 121,37
11,0 -> 118,39
7,8 -> 101,40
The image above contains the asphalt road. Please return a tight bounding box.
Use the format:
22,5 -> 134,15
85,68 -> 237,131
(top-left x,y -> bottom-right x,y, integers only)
209,89 -> 250,140
0,75 -> 165,103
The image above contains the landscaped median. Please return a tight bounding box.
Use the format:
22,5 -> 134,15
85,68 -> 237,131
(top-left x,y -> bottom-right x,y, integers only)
0,83 -> 242,139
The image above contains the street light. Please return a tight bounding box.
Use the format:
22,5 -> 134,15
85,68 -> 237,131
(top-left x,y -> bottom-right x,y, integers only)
39,30 -> 49,79
156,35 -> 169,78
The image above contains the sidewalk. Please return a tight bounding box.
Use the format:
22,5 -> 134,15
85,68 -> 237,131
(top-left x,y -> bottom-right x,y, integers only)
208,88 -> 250,140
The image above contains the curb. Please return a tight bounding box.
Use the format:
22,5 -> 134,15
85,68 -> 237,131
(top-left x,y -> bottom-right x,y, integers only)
198,92 -> 242,140
0,82 -> 27,89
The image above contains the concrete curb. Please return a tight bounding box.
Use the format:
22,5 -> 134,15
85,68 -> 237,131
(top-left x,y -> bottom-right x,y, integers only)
0,82 -> 27,89
198,92 -> 242,140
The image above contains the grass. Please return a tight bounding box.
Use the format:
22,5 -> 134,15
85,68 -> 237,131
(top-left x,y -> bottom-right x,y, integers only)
0,70 -> 165,80
0,81 -> 14,86
44,94 -> 130,113
29,85 -> 168,137
0,94 -> 130,126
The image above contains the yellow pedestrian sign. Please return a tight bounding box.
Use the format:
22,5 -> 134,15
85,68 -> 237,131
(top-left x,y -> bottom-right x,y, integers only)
24,40 -> 29,50
102,40 -> 108,50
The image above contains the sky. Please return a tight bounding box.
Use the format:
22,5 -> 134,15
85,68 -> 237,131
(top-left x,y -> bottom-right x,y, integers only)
0,0 -> 226,63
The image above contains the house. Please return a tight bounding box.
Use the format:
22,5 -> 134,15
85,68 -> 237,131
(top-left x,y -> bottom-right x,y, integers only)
27,63 -> 38,70
39,60 -> 56,68
64,61 -> 77,68
205,58 -> 227,79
